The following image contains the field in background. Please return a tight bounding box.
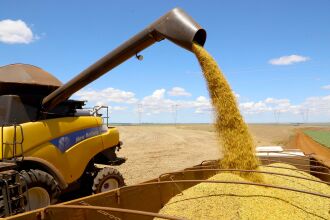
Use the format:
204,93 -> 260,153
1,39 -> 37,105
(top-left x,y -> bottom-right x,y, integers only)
304,130 -> 330,148
178,124 -> 299,146
114,123 -> 322,185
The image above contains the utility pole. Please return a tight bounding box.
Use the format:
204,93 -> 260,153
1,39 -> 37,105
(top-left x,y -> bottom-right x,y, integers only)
137,104 -> 143,124
172,104 -> 179,126
274,110 -> 280,124
301,108 -> 309,123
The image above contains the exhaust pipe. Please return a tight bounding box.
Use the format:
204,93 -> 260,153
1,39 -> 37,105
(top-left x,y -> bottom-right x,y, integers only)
42,8 -> 206,112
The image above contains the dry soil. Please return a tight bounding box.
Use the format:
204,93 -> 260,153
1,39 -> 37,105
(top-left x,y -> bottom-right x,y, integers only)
114,124 -> 302,185
287,131 -> 330,167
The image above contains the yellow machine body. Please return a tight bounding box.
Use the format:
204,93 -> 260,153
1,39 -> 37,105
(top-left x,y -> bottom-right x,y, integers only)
0,116 -> 119,184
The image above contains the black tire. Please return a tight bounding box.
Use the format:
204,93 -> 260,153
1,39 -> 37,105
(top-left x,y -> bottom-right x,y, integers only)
92,167 -> 125,193
21,169 -> 61,210
0,200 -> 4,218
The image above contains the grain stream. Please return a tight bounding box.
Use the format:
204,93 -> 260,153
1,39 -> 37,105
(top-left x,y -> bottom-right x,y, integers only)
192,43 -> 262,182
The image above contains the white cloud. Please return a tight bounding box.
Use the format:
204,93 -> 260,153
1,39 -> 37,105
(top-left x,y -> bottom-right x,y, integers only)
239,95 -> 330,117
196,96 -> 208,102
140,89 -> 175,114
321,85 -> 330,90
192,96 -> 212,114
137,89 -> 213,115
269,55 -> 310,65
265,98 -> 291,107
75,88 -> 137,104
0,19 -> 36,44
150,89 -> 166,99
167,87 -> 191,97
138,90 -> 236,115
75,86 -> 330,122
301,95 -> 330,114
240,98 -> 293,114
240,101 -> 271,114
112,106 -> 127,111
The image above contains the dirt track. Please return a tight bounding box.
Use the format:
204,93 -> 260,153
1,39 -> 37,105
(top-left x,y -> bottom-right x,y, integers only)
288,131 -> 330,167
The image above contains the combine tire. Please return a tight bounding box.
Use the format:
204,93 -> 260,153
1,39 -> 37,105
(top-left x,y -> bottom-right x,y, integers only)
92,167 -> 125,193
21,169 -> 61,211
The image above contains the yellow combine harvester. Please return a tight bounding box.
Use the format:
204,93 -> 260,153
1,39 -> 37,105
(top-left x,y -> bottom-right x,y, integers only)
0,8 -> 206,217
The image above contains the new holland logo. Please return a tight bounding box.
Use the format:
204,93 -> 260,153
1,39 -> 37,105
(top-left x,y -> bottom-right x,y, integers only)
50,126 -> 107,152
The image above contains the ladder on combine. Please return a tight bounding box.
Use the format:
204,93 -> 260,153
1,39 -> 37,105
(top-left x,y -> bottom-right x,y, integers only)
0,124 -> 26,217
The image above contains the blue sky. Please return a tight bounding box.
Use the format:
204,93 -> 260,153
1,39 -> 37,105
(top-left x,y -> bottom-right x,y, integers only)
1,0 -> 330,123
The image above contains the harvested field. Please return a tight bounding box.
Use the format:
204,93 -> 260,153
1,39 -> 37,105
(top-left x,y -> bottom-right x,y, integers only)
115,125 -> 219,185
178,124 -> 299,145
114,124 -> 314,185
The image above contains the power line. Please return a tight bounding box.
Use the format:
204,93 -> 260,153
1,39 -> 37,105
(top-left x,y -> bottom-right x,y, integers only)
137,104 -> 143,124
171,104 -> 179,125
273,110 -> 281,123
300,108 -> 309,123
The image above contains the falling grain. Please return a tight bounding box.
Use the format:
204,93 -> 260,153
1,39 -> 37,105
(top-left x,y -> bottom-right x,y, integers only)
192,43 -> 262,182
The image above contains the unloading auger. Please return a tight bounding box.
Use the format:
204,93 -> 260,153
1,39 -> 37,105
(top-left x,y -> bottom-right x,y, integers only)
0,8 -> 206,217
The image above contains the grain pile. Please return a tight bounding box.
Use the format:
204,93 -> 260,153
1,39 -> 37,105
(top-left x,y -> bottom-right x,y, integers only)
157,163 -> 330,220
192,43 -> 262,182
